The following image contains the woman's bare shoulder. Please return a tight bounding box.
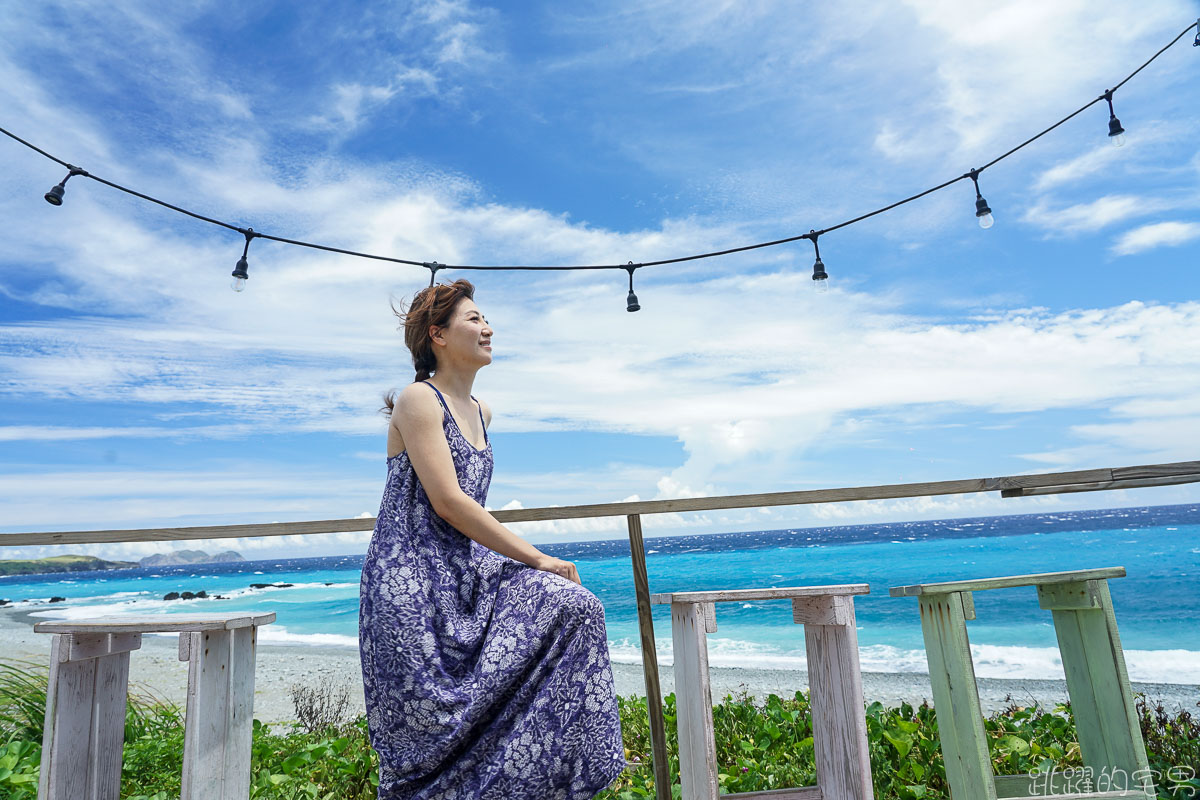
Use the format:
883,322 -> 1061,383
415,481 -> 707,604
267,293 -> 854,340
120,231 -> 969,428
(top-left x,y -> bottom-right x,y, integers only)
477,396 -> 492,427
393,382 -> 441,421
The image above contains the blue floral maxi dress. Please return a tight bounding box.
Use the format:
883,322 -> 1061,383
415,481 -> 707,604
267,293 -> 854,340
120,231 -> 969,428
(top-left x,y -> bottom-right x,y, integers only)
359,381 -> 628,799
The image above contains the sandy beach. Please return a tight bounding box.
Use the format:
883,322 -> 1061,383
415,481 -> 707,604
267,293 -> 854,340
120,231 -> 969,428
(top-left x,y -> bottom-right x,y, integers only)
3,604 -> 1195,727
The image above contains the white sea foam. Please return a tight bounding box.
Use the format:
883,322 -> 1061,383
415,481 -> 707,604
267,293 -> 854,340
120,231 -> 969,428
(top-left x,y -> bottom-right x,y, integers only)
256,626 -> 358,649
608,637 -> 1200,684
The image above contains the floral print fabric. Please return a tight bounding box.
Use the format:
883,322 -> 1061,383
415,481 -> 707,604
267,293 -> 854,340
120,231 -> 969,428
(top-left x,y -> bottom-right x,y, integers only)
359,384 -> 628,799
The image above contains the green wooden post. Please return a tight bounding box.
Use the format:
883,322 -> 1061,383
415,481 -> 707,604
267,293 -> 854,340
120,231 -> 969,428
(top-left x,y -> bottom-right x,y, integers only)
1039,580 -> 1153,797
917,592 -> 997,800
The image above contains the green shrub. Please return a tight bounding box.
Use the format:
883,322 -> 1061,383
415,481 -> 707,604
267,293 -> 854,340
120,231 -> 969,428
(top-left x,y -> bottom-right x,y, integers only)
2,661 -> 1196,800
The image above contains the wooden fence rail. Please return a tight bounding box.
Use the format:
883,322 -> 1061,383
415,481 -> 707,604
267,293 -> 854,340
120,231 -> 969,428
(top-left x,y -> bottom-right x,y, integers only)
3,458 -> 1197,800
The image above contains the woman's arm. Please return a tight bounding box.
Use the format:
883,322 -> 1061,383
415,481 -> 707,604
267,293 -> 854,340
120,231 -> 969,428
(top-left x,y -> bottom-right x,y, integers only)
393,384 -> 553,571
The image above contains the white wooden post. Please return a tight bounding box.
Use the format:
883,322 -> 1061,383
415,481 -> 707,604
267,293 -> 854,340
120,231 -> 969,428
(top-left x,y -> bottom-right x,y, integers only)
182,629 -> 233,800
654,586 -> 871,800
671,601 -> 719,800
37,632 -> 141,800
797,596 -> 872,800
226,625 -> 257,793
35,613 -> 273,800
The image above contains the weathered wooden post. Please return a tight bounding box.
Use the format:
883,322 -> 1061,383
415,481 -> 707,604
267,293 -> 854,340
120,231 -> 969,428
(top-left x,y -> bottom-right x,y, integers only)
628,513 -> 671,800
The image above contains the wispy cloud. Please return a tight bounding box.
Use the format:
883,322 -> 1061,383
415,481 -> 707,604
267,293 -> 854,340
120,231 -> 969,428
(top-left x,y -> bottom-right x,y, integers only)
1022,194 -> 1166,235
1035,144 -> 1125,192
1111,221 -> 1200,255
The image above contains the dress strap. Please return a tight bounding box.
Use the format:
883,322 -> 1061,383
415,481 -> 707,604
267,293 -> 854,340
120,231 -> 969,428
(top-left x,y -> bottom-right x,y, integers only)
421,380 -> 450,413
470,395 -> 489,444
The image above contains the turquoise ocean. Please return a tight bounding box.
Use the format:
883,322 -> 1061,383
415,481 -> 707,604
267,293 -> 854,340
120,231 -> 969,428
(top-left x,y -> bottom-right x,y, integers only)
4,503 -> 1198,685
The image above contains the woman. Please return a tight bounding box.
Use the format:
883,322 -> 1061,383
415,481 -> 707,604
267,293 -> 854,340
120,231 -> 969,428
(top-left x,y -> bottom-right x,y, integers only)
359,279 -> 628,800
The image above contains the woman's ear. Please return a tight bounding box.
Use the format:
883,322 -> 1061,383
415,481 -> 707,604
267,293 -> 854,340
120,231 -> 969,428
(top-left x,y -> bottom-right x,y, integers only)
428,324 -> 445,347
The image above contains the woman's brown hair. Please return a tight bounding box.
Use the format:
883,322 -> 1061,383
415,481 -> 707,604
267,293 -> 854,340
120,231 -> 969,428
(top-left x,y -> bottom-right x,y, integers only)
381,278 -> 476,416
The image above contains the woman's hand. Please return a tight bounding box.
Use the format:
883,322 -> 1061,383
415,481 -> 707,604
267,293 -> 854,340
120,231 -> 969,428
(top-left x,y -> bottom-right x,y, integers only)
534,555 -> 581,585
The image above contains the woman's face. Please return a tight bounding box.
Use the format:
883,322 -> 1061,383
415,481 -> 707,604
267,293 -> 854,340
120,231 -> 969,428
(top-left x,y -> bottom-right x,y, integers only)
433,298 -> 493,368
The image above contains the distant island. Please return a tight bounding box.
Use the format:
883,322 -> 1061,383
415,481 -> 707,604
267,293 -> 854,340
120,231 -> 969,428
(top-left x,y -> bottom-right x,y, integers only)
139,549 -> 244,567
0,554 -> 139,577
0,549 -> 244,577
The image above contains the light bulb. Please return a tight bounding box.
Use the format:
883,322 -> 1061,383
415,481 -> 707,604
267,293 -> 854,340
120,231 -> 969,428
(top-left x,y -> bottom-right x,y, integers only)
813,276 -> 830,292
231,251 -> 249,292
1110,131 -> 1126,147
977,211 -> 994,229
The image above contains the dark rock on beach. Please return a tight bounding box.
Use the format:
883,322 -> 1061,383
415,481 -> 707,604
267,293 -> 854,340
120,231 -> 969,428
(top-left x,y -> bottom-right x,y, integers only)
48,596 -> 66,603
249,583 -> 294,589
164,589 -> 210,601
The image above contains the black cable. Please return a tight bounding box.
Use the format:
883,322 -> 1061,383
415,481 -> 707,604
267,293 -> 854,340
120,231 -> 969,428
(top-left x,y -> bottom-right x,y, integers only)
2,19 -> 1196,278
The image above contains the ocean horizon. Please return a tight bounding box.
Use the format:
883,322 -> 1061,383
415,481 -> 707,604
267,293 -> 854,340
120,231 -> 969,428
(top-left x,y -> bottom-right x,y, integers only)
4,502 -> 1198,685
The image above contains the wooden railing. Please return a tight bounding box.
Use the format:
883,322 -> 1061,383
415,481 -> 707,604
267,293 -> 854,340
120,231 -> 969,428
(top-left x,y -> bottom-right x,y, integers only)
4,459 -> 1198,800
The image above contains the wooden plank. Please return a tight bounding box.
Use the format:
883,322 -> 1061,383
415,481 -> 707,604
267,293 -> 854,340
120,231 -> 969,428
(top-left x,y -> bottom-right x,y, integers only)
628,514 -> 671,800
64,632 -> 142,662
225,626 -> 256,799
792,595 -> 852,627
42,636 -> 97,800
720,788 -> 822,800
17,461 -> 1200,546
1112,460 -> 1200,479
890,567 -> 1125,597
1094,581 -> 1153,794
180,630 -> 195,662
703,602 -> 717,634
1037,581 -> 1100,611
38,635 -> 65,800
1051,593 -> 1150,793
1001,473 -> 1200,497
672,602 -> 719,800
960,591 -> 975,621
917,594 -> 996,800
652,585 -> 870,605
35,612 -> 276,634
995,770 -> 1151,798
88,652 -> 130,800
182,629 -> 232,800
994,772 -> 1144,800
805,600 -> 872,800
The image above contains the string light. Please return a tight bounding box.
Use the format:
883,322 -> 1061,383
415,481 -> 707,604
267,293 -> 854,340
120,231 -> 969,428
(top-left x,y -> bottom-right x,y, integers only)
4,18 -> 1197,302
806,231 -> 829,291
625,264 -> 640,312
968,169 -> 994,229
1103,90 -> 1126,147
231,228 -> 257,292
426,262 -> 443,287
44,167 -> 87,206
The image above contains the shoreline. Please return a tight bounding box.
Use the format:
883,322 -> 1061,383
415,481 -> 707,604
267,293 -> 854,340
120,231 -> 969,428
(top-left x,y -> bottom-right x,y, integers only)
3,606 -> 1195,725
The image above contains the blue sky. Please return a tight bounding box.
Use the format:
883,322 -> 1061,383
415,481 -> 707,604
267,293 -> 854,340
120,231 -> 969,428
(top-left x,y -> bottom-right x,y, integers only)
1,1 -> 1198,561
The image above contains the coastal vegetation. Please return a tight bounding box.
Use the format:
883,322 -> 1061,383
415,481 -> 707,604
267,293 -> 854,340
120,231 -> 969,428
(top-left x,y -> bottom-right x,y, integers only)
0,555 -> 138,578
0,661 -> 1195,799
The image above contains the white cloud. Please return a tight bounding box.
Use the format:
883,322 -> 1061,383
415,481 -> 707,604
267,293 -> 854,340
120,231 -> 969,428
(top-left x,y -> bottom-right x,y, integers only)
1035,144 -> 1124,192
1111,221 -> 1200,255
1022,195 -> 1164,235
894,0 -> 1188,161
